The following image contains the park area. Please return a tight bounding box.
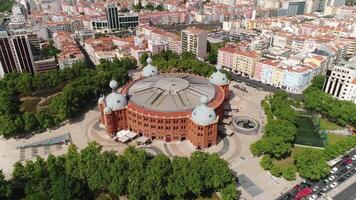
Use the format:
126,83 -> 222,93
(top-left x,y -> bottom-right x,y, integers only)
294,114 -> 325,148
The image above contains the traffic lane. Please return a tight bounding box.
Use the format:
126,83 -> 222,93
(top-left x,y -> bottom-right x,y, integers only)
231,74 -> 303,99
276,149 -> 356,200
333,181 -> 356,200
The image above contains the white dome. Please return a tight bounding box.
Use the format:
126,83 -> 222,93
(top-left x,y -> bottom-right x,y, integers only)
104,107 -> 111,114
142,57 -> 158,77
105,92 -> 127,111
209,64 -> 229,85
191,96 -> 217,126
109,80 -> 119,90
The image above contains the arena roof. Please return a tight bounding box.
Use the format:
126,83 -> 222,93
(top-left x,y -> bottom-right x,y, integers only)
127,74 -> 216,112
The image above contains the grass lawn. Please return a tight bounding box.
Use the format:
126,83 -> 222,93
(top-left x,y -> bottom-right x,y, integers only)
327,133 -> 347,146
295,115 -> 325,147
319,118 -> 343,130
273,146 -> 307,169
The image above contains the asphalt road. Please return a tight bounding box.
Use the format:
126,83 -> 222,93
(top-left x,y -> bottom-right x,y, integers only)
333,182 -> 356,200
276,149 -> 356,200
230,74 -> 304,99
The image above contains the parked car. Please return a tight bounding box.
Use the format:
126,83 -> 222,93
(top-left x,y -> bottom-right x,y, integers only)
352,155 -> 356,161
338,177 -> 346,183
308,194 -> 318,200
346,164 -> 352,169
322,185 -> 329,192
330,167 -> 338,173
312,185 -> 319,192
328,175 -> 336,181
330,182 -> 338,188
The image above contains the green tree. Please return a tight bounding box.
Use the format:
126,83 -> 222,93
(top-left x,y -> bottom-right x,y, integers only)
108,155 -> 129,196
270,165 -> 282,177
220,183 -> 239,200
294,149 -> 330,180
0,170 -> 11,199
140,52 -> 149,66
0,115 -> 17,137
311,75 -> 325,90
264,120 -> 297,143
260,155 -> 273,170
282,166 -> 297,181
167,157 -> 190,198
23,112 -> 39,132
143,155 -> 172,199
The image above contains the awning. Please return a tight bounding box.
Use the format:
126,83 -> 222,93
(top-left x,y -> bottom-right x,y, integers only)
118,136 -> 130,143
126,131 -> 138,139
137,136 -> 150,144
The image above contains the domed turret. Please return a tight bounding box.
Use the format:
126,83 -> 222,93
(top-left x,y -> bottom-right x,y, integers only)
209,64 -> 229,85
142,57 -> 158,77
191,96 -> 217,126
109,80 -> 119,90
105,81 -> 127,111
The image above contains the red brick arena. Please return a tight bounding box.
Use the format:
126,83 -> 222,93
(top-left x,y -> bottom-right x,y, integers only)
98,58 -> 229,149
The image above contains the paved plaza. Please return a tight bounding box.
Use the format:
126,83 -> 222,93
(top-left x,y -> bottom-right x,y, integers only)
0,81 -> 300,200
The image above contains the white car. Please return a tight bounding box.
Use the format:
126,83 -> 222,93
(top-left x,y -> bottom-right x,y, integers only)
328,175 -> 336,181
322,185 -> 329,191
330,182 -> 338,188
308,194 -> 318,200
346,164 -> 352,169
352,155 -> 356,161
312,185 -> 319,191
330,167 -> 338,173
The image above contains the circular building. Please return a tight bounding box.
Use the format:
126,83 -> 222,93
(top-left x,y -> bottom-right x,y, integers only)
98,61 -> 229,149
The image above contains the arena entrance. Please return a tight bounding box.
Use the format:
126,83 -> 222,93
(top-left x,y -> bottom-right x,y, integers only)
165,135 -> 171,142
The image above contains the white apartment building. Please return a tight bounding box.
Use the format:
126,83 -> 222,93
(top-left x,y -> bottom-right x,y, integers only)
181,28 -> 207,59
323,57 -> 356,103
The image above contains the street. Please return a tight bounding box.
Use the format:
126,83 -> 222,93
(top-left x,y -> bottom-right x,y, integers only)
231,74 -> 304,99
333,182 -> 356,200
276,149 -> 356,200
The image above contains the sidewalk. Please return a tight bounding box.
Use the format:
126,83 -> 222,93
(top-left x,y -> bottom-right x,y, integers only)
326,174 -> 356,198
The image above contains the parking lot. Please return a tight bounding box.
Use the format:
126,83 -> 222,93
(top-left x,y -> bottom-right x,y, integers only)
208,30 -> 257,43
277,149 -> 356,200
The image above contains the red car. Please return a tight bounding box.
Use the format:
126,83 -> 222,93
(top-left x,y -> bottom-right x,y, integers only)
294,188 -> 313,200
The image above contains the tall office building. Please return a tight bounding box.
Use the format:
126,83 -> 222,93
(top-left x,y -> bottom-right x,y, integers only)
106,3 -> 139,30
323,57 -> 356,103
0,31 -> 18,75
181,28 -> 207,59
107,3 -> 119,30
0,30 -> 35,77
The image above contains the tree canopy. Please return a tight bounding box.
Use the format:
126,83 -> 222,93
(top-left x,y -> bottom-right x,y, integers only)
0,58 -> 135,137
150,50 -> 232,79
303,86 -> 356,126
294,149 -> 330,180
6,142 -> 238,200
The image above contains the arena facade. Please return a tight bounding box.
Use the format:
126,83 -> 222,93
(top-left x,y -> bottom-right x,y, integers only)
98,58 -> 230,149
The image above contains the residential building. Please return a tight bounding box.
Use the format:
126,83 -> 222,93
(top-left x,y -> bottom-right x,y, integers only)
218,45 -> 261,77
181,27 -> 207,59
53,31 -> 85,69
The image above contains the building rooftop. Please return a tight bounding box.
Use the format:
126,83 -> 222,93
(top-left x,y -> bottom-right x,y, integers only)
127,74 -> 216,112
